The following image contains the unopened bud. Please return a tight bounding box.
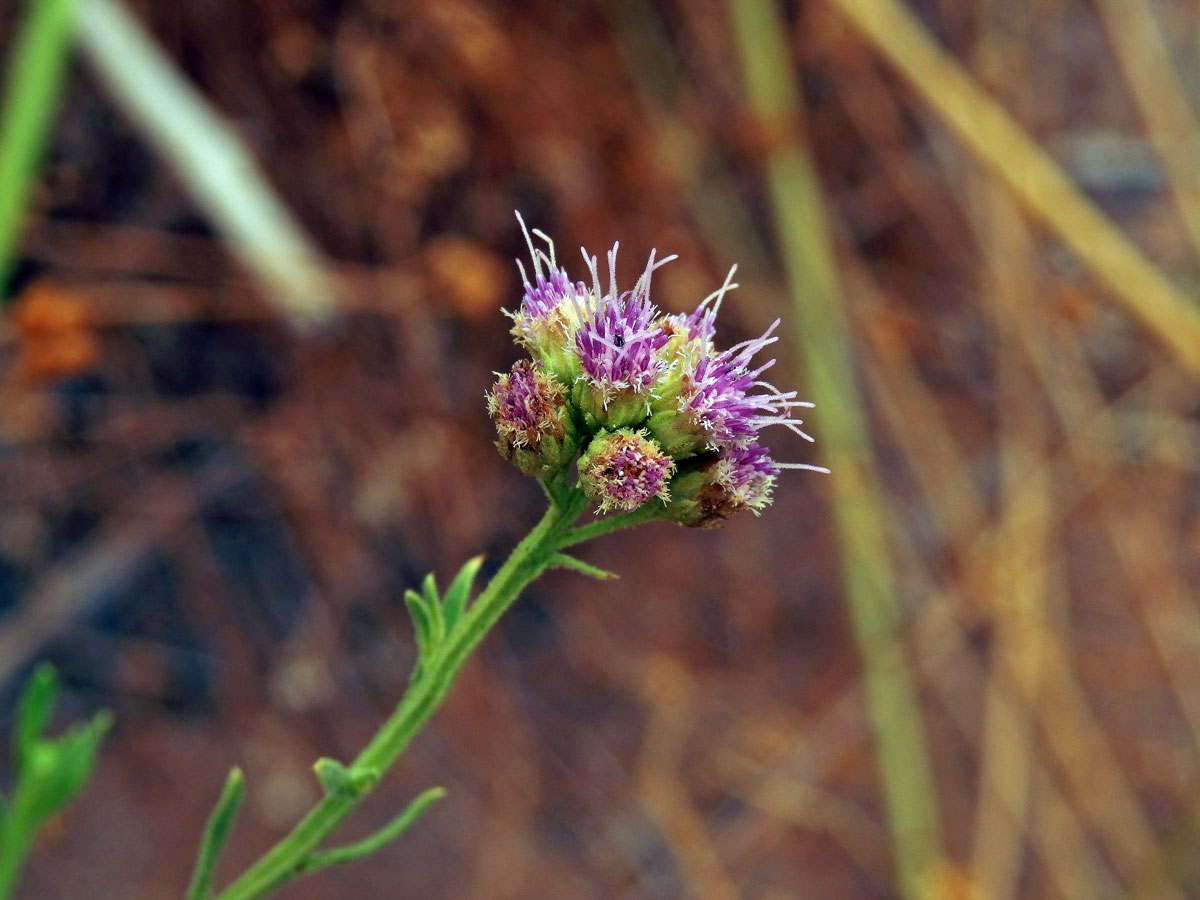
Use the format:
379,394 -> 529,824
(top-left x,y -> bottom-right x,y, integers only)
487,360 -> 576,477
577,428 -> 675,513
663,444 -> 778,527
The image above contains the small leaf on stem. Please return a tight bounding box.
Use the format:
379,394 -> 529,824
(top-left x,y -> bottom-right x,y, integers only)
441,555 -> 485,631
301,786 -> 447,874
14,664 -> 59,776
185,766 -> 245,900
313,759 -> 379,798
547,553 -> 619,580
421,573 -> 445,642
404,589 -> 437,661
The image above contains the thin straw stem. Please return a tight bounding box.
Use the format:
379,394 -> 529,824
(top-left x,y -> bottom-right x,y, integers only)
727,2 -> 945,897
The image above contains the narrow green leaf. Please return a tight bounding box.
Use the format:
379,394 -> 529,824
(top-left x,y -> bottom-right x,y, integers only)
301,787 -> 446,874
441,555 -> 485,632
0,0 -> 79,293
403,589 -> 436,661
547,553 -> 619,580
14,665 -> 59,776
26,710 -> 112,825
421,573 -> 445,643
186,767 -> 245,900
420,572 -> 438,607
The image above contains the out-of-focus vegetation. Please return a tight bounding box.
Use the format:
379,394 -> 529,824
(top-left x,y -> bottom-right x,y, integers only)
1,1 -> 1199,898
0,0 -> 77,291
0,666 -> 108,899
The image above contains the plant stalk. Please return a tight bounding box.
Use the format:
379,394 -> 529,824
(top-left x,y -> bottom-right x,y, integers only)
0,0 -> 79,295
726,0 -> 945,896
211,491 -> 588,900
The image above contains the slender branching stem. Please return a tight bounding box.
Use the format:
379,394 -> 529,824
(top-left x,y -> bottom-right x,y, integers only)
555,502 -> 666,550
210,490 -> 589,900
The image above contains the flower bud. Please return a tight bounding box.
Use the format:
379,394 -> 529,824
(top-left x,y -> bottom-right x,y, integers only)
571,380 -> 651,432
577,428 -> 675,513
643,322 -> 711,457
663,444 -> 778,528
645,404 -> 707,458
508,216 -> 588,383
569,245 -> 671,430
487,360 -> 577,478
509,276 -> 585,383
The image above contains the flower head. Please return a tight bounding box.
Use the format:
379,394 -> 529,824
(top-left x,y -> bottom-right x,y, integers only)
665,443 -> 780,527
487,360 -> 576,477
507,216 -> 589,377
493,213 -> 827,521
578,428 -> 675,512
649,317 -> 815,455
571,244 -> 674,428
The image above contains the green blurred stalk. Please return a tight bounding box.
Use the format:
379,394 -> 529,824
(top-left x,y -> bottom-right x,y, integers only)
0,0 -> 79,295
726,1 -> 944,897
74,0 -> 337,323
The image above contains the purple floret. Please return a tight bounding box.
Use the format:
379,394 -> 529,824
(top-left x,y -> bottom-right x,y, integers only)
665,265 -> 737,349
603,440 -> 671,506
573,244 -> 673,402
714,443 -> 780,511
579,428 -> 675,512
522,268 -> 584,318
507,214 -> 589,353
487,360 -> 565,445
677,319 -> 815,449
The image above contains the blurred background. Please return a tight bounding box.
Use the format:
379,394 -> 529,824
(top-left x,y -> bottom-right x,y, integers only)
2,0 -> 1200,897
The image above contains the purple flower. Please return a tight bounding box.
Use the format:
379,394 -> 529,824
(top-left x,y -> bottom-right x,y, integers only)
493,214 -> 828,516
662,265 -> 737,351
578,428 -> 675,513
660,443 -> 777,528
670,318 -> 816,450
710,443 -> 780,512
665,442 -> 828,527
570,244 -> 674,425
487,360 -> 576,476
507,215 -> 588,367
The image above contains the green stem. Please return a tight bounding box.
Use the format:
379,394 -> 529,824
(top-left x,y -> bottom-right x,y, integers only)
555,501 -> 666,550
211,491 -> 588,900
0,0 -> 79,295
0,818 -> 33,900
300,787 -> 445,875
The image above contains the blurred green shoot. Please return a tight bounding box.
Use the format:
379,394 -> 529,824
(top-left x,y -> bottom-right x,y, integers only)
727,1 -> 945,898
186,768 -> 245,900
291,786 -> 445,878
74,0 -> 338,324
0,0 -> 79,297
0,664 -> 111,900
0,0 -> 338,320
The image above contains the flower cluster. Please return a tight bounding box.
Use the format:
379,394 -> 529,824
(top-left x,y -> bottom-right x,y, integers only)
489,215 -> 828,525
